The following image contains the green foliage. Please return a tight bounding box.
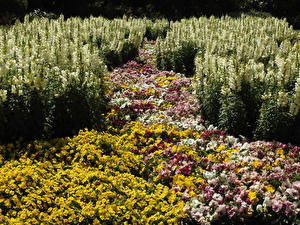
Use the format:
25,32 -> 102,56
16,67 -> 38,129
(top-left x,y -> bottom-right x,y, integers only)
218,93 -> 249,137
145,19 -> 169,40
121,41 -> 139,64
254,95 -> 295,142
0,15 -> 149,143
48,85 -> 107,138
199,80 -> 222,127
88,17 -> 145,69
0,88 -> 44,141
157,36 -> 198,77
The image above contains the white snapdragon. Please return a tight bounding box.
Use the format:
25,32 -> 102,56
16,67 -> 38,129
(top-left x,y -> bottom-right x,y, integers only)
0,90 -> 7,103
277,90 -> 289,107
290,74 -> 300,115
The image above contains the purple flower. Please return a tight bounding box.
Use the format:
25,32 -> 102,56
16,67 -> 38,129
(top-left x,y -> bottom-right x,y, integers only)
180,164 -> 192,175
225,192 -> 233,201
173,186 -> 181,192
203,187 -> 214,202
284,201 -> 295,218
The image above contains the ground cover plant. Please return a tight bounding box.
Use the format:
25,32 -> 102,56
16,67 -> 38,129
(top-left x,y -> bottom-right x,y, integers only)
0,15 -> 299,224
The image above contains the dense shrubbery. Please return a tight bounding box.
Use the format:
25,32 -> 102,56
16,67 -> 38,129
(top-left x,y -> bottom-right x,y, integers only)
145,18 -> 169,40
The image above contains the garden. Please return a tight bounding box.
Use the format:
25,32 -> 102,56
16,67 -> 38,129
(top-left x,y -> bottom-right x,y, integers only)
0,13 -> 299,225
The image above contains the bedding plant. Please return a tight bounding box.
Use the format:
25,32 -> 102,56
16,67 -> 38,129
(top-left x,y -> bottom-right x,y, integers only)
0,21 -> 299,224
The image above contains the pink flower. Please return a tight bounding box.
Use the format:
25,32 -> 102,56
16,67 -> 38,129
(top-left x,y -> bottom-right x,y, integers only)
180,164 -> 192,175
215,195 -> 224,204
225,193 -> 233,201
284,201 -> 295,218
227,206 -> 237,217
160,168 -> 171,177
182,190 -> 190,200
272,200 -> 283,212
239,202 -> 249,215
173,186 -> 181,192
292,181 -> 300,191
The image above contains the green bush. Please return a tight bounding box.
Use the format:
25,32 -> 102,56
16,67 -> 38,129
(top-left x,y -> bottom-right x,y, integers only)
254,94 -> 295,142
157,19 -> 199,77
145,18 -> 169,40
89,17 -> 146,69
0,88 -> 44,141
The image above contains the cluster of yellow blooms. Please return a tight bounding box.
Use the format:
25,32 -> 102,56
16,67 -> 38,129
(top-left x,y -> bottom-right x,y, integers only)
119,122 -> 205,196
0,129 -> 186,224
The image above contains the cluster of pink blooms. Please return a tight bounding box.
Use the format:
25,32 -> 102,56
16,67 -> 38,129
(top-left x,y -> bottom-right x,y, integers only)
107,60 -> 204,131
106,42 -> 299,224
185,141 -> 299,224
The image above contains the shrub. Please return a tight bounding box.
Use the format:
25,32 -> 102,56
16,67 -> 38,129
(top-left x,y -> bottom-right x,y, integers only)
145,18 -> 169,40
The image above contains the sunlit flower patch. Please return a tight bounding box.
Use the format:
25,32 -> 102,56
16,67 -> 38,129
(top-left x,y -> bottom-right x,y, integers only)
0,130 -> 186,224
0,38 -> 299,225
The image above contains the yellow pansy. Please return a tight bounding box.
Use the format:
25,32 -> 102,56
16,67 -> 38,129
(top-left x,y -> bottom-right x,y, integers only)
265,184 -> 275,193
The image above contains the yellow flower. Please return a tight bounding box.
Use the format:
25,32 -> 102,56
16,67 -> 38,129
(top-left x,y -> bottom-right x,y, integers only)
248,206 -> 253,215
216,145 -> 225,152
265,184 -> 275,193
253,161 -> 261,168
168,191 -> 176,204
189,190 -> 197,198
247,190 -> 258,202
276,148 -> 284,155
207,154 -> 217,162
273,159 -> 280,166
184,176 -> 195,190
242,161 -> 248,166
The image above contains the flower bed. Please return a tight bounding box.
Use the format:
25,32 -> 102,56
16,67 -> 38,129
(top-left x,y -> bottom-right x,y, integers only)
0,40 -> 299,224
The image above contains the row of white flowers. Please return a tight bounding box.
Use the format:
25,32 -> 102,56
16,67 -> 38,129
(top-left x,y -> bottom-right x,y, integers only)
156,14 -> 300,142
0,15 -> 147,103
158,15 -> 300,114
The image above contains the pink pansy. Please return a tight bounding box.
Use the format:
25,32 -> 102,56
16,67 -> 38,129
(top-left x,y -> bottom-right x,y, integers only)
272,200 -> 283,212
